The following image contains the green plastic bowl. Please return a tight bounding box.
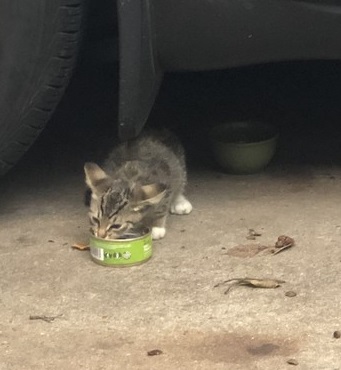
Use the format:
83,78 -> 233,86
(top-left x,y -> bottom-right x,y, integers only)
210,121 -> 278,174
89,229 -> 152,267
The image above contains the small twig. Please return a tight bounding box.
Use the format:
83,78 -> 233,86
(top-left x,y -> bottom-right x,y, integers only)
272,245 -> 292,255
223,282 -> 243,294
214,278 -> 248,288
29,314 -> 63,323
214,281 -> 241,294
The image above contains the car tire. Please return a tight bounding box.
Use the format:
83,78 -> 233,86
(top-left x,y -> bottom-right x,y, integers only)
0,0 -> 86,175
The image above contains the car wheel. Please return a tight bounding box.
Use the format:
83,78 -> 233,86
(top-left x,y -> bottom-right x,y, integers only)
0,0 -> 86,175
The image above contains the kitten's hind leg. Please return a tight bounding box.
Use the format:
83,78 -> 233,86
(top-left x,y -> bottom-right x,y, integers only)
170,194 -> 193,215
152,216 -> 167,240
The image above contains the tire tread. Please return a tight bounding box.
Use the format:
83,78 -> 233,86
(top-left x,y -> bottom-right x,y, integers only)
0,0 -> 85,175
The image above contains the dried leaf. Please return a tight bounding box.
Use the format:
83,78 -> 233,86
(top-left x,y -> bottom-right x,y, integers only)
243,278 -> 285,288
71,242 -> 89,251
147,349 -> 163,356
270,235 -> 295,255
275,235 -> 295,248
214,277 -> 285,294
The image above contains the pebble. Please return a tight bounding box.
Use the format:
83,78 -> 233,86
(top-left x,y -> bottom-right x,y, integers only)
287,358 -> 299,366
333,331 -> 341,339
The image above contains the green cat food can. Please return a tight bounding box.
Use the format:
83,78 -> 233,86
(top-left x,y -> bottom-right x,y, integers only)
89,230 -> 152,267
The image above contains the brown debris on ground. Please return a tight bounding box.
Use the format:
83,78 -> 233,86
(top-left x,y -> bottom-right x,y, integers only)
71,242 -> 90,251
287,358 -> 299,365
271,235 -> 295,255
29,314 -> 63,323
147,349 -> 163,356
285,291 -> 297,298
223,244 -> 269,258
246,228 -> 262,240
224,234 -> 296,258
214,277 -> 285,295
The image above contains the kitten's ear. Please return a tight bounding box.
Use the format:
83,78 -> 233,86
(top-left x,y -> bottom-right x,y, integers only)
132,183 -> 167,211
84,162 -> 111,196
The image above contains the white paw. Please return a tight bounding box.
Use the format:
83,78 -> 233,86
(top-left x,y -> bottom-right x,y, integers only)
152,227 -> 166,240
170,195 -> 193,215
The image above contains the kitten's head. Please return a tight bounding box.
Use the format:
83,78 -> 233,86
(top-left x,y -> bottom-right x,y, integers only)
84,162 -> 166,239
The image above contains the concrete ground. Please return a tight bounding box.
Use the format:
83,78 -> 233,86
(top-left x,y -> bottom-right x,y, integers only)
1,58 -> 341,369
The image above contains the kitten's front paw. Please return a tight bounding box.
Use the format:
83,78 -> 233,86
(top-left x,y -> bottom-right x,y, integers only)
170,196 -> 193,215
152,227 -> 166,240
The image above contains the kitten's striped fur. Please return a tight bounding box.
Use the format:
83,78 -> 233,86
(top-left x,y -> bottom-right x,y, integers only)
84,129 -> 192,240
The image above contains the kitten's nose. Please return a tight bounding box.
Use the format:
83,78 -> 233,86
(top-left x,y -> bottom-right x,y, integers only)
97,228 -> 107,238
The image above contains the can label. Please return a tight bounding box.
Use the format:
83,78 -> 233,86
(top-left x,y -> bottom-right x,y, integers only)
89,234 -> 152,266
90,247 -> 104,261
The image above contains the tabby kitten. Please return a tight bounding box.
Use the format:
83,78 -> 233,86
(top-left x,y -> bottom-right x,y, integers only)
84,129 -> 192,240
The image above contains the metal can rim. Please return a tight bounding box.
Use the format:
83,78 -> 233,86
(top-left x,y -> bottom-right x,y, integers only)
90,228 -> 151,244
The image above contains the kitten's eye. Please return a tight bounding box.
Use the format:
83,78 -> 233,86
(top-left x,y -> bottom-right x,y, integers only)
109,224 -> 122,230
90,216 -> 100,225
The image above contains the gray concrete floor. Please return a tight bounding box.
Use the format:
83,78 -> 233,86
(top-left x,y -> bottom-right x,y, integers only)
1,60 -> 341,369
